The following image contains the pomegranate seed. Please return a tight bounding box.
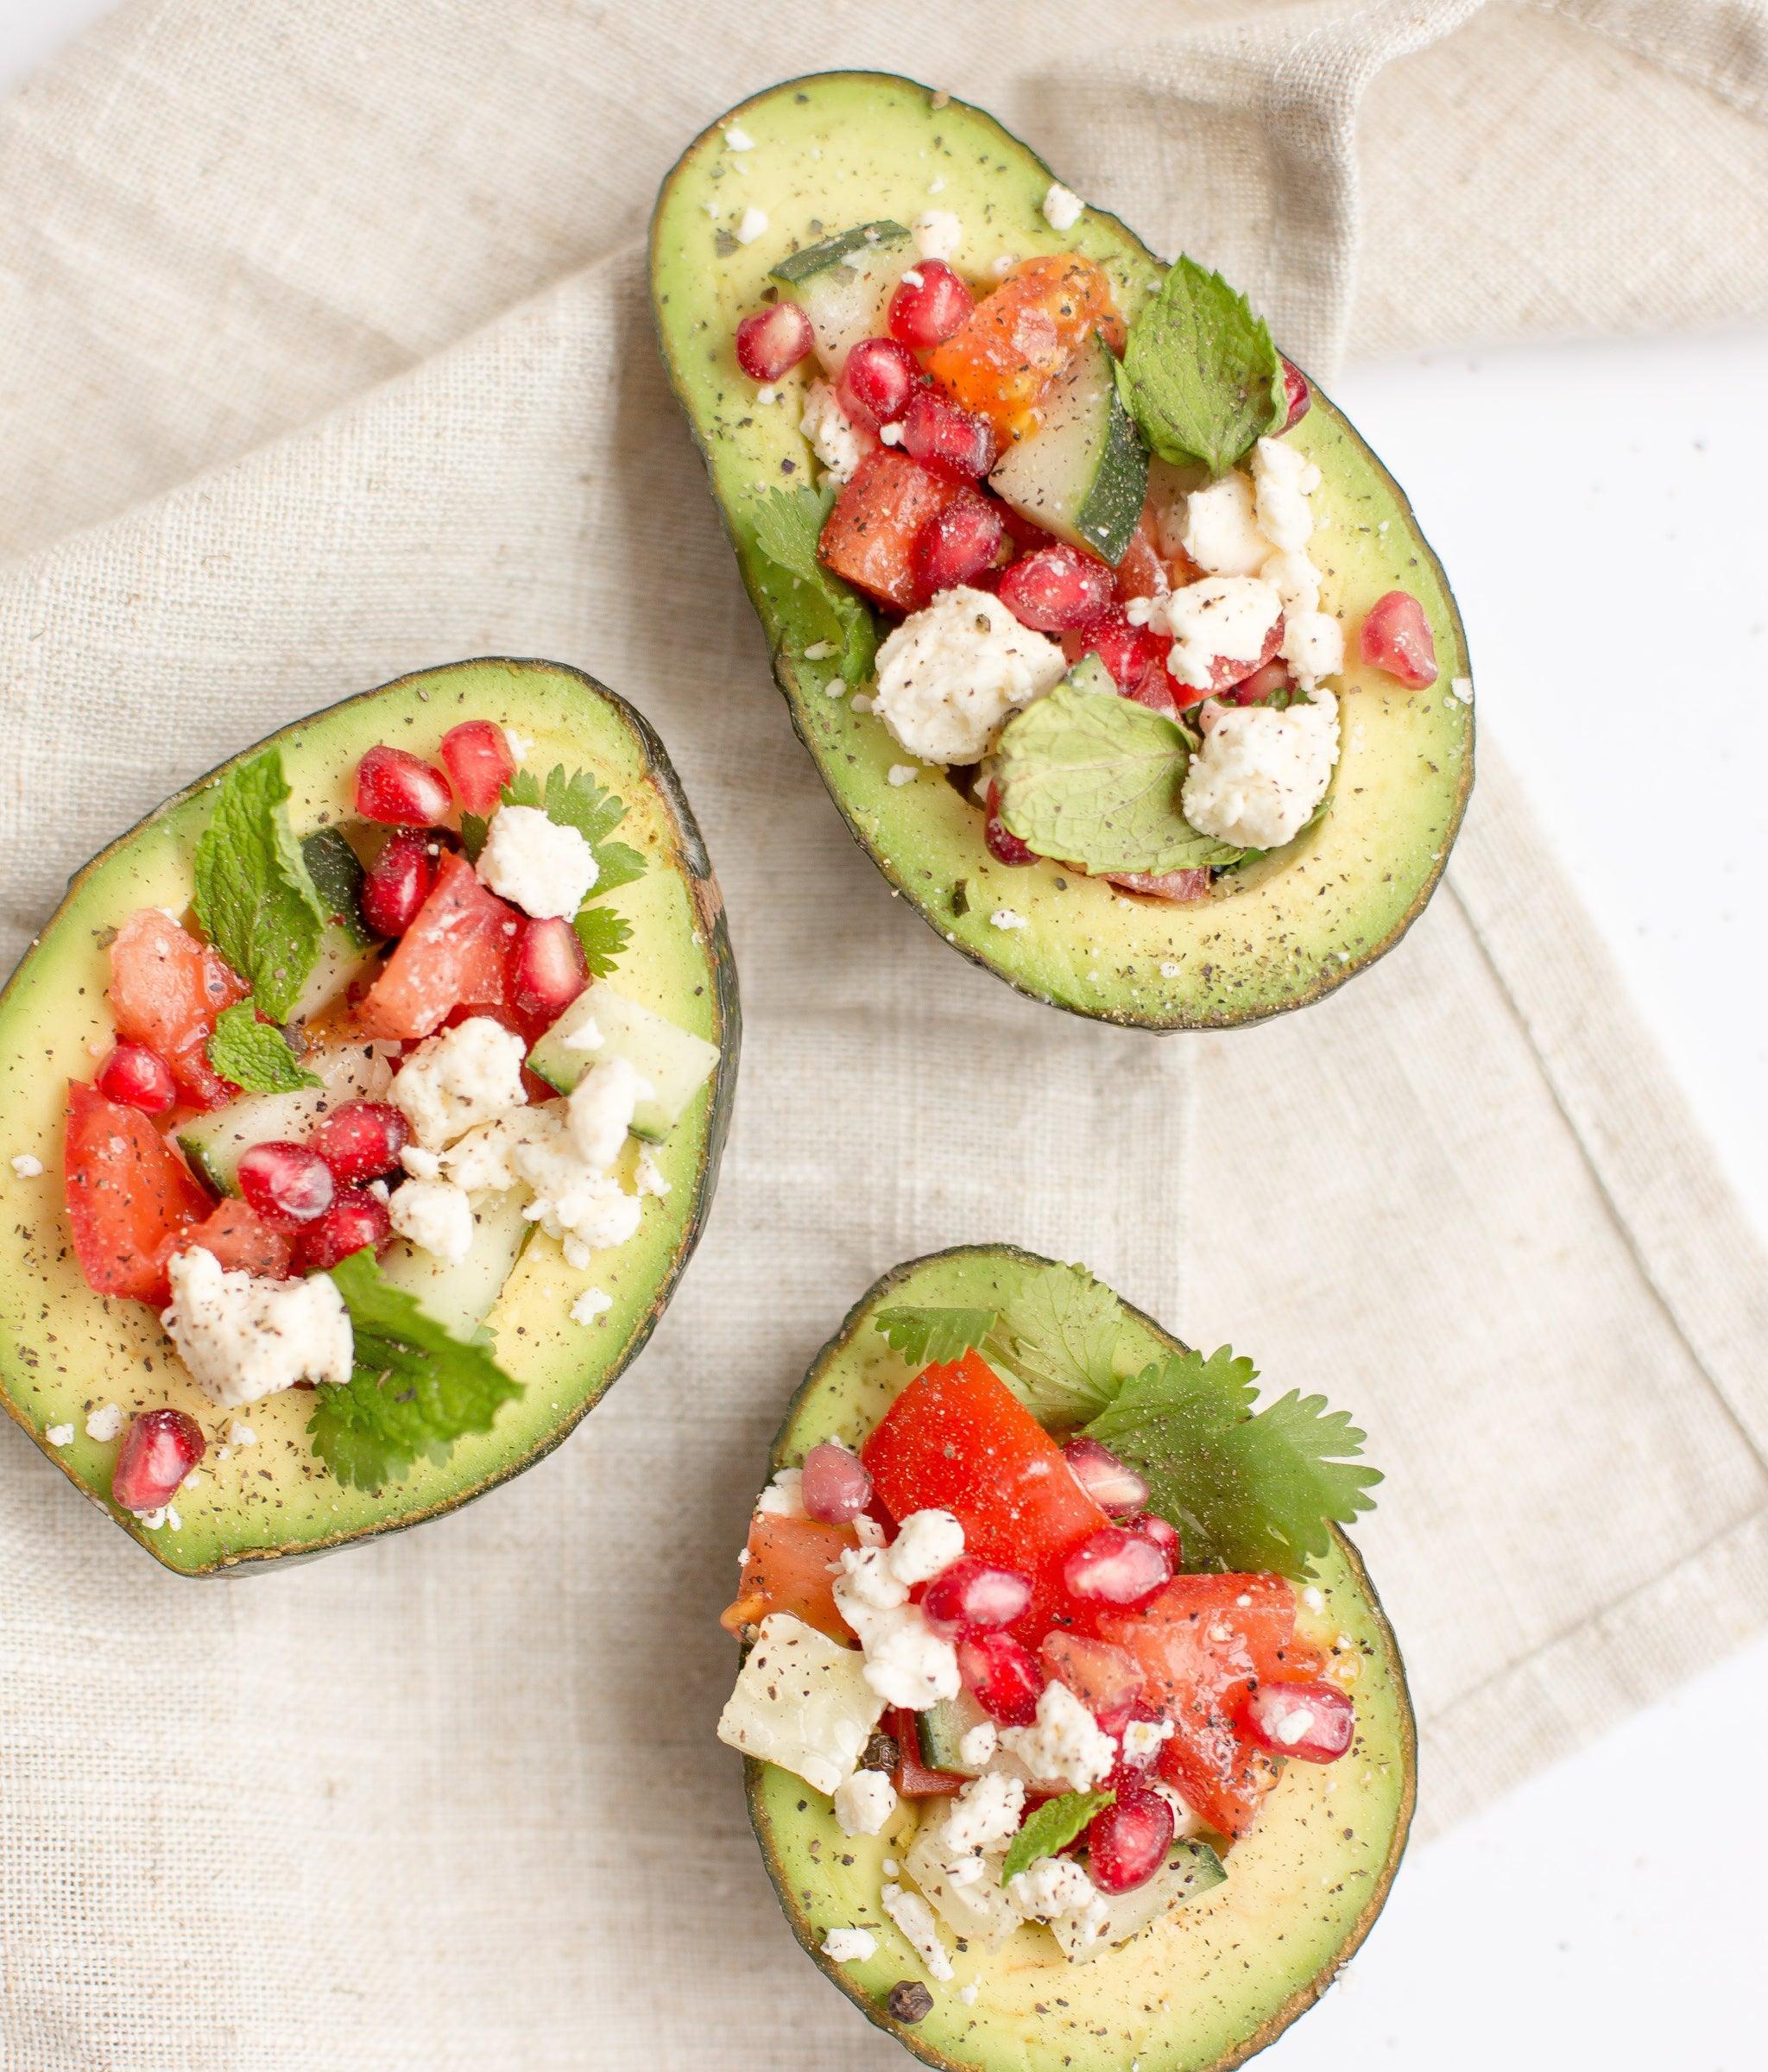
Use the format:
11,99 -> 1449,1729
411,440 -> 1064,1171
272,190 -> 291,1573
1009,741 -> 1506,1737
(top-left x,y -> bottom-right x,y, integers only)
111,1407 -> 205,1513
360,830 -> 441,938
1241,1679 -> 1355,1762
735,300 -> 814,382
1124,1511 -> 1183,1564
997,545 -> 1114,632
1279,356 -> 1311,432
1107,1707 -> 1170,1785
838,337 -> 919,426
308,1100 -> 408,1184
439,721 -> 516,815
888,260 -> 975,349
1087,1786 -> 1174,1894
798,1441 -> 873,1524
923,1556 -> 1034,1633
900,387 -> 996,479
95,1041 -> 177,1115
1228,660 -> 1295,706
1062,1437 -> 1150,1518
295,1188 -> 392,1272
355,744 -> 452,826
1062,1526 -> 1172,1608
1359,590 -> 1438,688
509,916 -> 590,1027
983,782 -> 1036,867
957,1630 -> 1045,1724
912,490 -> 1005,603
237,1140 -> 335,1229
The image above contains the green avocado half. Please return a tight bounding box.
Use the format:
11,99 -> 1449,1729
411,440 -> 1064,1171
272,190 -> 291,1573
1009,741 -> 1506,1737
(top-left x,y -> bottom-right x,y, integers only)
0,658 -> 737,1575
745,1247 -> 1416,2071
651,73 -> 1474,1030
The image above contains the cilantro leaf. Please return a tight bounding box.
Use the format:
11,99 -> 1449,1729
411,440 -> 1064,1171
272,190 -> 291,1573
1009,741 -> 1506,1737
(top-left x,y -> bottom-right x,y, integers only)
573,902 -> 632,978
751,483 -> 878,689
502,766 -> 648,897
874,1305 -> 1000,1368
1084,1348 -> 1381,1576
994,662 -> 1243,876
308,1251 -> 523,1490
1001,1791 -> 1114,1886
1117,256 -> 1286,476
192,750 -> 331,1020
206,1001 -> 319,1093
987,1262 -> 1127,1424
458,812 -> 489,862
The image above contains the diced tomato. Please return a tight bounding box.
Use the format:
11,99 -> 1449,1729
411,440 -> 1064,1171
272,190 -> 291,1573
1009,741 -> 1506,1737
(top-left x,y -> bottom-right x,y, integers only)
861,1352 -> 1110,1637
926,256 -> 1125,438
887,1707 -> 968,1797
355,852 -> 515,1039
1114,524 -> 1169,604
63,1084 -> 212,1304
108,910 -> 248,1106
1104,868 -> 1211,903
1039,1632 -> 1144,1729
818,452 -> 964,613
719,1511 -> 858,1643
158,1199 -> 294,1281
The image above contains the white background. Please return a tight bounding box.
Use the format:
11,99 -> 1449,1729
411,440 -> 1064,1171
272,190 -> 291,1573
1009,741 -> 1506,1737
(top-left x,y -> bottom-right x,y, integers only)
4,6 -> 1765,2069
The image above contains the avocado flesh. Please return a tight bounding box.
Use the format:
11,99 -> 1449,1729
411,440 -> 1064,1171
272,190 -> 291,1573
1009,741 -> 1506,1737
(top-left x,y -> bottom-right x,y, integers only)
651,73 -> 1474,1029
0,659 -> 736,1576
747,1246 -> 1415,2072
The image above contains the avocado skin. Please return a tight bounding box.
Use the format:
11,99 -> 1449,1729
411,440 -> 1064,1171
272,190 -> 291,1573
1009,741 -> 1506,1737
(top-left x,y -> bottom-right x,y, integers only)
650,73 -> 1474,1031
742,1244 -> 1417,2072
0,658 -> 738,1576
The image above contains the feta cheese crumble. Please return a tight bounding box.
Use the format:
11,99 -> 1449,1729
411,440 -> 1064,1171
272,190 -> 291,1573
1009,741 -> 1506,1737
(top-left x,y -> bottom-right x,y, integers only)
881,1882 -> 954,1980
1041,182 -> 1083,231
1181,692 -> 1340,850
734,206 -> 768,245
10,1153 -> 42,1178
833,1545 -> 962,1710
957,1721 -> 998,1769
161,1246 -> 353,1408
1159,576 -> 1285,692
756,1467 -> 805,1518
999,1679 -> 1116,1791
799,379 -> 866,483
887,1508 -> 965,1585
391,1017 -> 528,1149
723,123 -> 755,151
1251,434 -> 1320,553
85,1404 -> 124,1443
873,586 -> 1066,765
989,909 -> 1028,931
833,1768 -> 898,1836
1178,470 -> 1272,578
45,1423 -> 73,1447
474,803 -> 598,919
887,764 -> 919,787
1006,1854 -> 1109,1949
912,209 -> 963,262
821,1927 -> 877,1964
388,1177 -> 475,1262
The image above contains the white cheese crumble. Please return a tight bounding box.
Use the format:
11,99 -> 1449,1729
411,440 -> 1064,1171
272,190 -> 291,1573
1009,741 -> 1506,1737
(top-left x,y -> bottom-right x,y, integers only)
1181,692 -> 1340,850
755,1467 -> 805,1518
634,1146 -> 671,1198
821,1927 -> 878,1964
1006,1855 -> 1109,1948
887,1508 -> 965,1585
959,1984 -> 979,2006
440,1109 -> 555,1192
161,1246 -> 352,1409
942,1772 -> 1026,1872
1449,675 -> 1474,704
85,1404 -> 124,1443
957,1721 -> 999,1769
881,1882 -> 955,1981
833,1768 -> 898,1837
45,1423 -> 73,1447
912,209 -> 963,262
1251,434 -> 1320,553
989,909 -> 1028,931
1159,577 -> 1285,692
388,1177 -> 475,1262
723,123 -> 755,151
1282,611 -> 1345,691
1179,470 -> 1271,578
834,1547 -> 962,1709
1041,181 -> 1083,231
390,1016 -> 528,1149
474,803 -> 598,919
887,764 -> 919,786
734,206 -> 768,244
872,586 -> 1066,765
1121,1716 -> 1176,1764
10,1153 -> 42,1178
999,1680 -> 1116,1791
799,378 -> 866,483
227,1420 -> 256,1447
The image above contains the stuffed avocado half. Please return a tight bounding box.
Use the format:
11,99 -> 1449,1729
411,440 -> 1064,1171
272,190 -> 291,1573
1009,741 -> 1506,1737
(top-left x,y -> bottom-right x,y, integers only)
651,73 -> 1473,1029
720,1248 -> 1414,2070
0,659 -> 736,1574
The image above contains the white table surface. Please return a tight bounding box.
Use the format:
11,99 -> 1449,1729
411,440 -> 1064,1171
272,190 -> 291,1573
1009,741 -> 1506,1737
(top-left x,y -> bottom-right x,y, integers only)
4,7 -> 1765,2069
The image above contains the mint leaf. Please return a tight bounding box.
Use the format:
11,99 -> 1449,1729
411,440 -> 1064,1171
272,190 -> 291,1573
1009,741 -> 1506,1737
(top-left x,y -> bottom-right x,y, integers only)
874,1305 -> 1000,1368
988,1263 -> 1126,1424
308,1251 -> 524,1490
503,767 -> 648,898
573,902 -> 632,978
994,663 -> 1243,875
206,1001 -> 319,1093
458,812 -> 489,862
300,826 -> 371,945
192,751 -> 330,1020
751,484 -> 878,689
1084,1348 -> 1380,1576
1001,1790 -> 1114,1886
1118,256 -> 1285,476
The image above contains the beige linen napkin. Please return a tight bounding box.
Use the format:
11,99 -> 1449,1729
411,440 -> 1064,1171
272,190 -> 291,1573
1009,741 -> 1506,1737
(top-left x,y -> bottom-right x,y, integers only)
1,5 -> 1765,2069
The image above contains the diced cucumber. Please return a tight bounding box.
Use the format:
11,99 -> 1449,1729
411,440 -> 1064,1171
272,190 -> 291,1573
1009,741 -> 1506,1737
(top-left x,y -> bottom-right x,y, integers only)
771,221 -> 910,376
526,982 -> 719,1143
1049,1840 -> 1227,1961
903,1817 -> 1022,1949
177,1044 -> 391,1194
988,331 -> 1149,565
287,828 -> 380,1024
287,930 -> 380,1027
716,1612 -> 885,1797
916,1689 -> 995,1777
377,1187 -> 533,1337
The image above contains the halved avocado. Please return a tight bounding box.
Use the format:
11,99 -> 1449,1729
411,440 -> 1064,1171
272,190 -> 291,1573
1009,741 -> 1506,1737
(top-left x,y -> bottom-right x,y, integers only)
745,1246 -> 1415,2069
0,658 -> 737,1574
651,73 -> 1474,1029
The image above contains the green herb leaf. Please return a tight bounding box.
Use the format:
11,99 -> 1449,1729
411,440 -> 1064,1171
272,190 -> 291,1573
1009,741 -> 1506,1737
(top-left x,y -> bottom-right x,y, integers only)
573,902 -> 632,978
308,1251 -> 524,1490
995,662 -> 1242,875
1084,1348 -> 1381,1576
458,812 -> 489,862
300,826 -> 373,946
988,1263 -> 1127,1424
874,1305 -> 1000,1368
751,483 -> 878,689
206,1001 -> 319,1093
1117,256 -> 1286,477
1001,1791 -> 1114,1886
192,751 -> 331,1020
502,766 -> 649,897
